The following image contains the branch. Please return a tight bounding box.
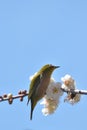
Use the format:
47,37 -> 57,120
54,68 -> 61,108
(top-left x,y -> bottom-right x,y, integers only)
0,88 -> 87,104
61,87 -> 87,95
0,90 -> 28,104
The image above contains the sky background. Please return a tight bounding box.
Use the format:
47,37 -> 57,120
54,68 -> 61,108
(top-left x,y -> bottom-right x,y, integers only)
0,0 -> 87,130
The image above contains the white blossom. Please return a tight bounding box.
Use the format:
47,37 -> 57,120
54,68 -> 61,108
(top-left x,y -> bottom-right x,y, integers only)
40,78 -> 63,116
61,74 -> 81,104
61,74 -> 75,90
64,93 -> 81,105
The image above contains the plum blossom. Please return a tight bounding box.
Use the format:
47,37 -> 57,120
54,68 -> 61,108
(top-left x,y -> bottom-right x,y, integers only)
40,78 -> 63,116
61,74 -> 81,104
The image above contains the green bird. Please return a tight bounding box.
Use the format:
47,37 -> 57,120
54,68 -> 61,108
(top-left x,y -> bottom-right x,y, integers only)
27,64 -> 60,120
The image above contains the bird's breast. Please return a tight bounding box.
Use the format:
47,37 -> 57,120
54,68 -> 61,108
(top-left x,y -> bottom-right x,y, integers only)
36,76 -> 50,99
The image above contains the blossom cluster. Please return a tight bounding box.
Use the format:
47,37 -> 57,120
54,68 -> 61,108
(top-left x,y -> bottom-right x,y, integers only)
61,74 -> 81,104
40,78 -> 63,116
41,74 -> 81,116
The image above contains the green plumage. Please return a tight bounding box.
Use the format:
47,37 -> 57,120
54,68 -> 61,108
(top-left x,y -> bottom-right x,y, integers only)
27,64 -> 60,120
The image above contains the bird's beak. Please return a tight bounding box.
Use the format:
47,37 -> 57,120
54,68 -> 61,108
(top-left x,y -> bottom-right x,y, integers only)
54,66 -> 60,69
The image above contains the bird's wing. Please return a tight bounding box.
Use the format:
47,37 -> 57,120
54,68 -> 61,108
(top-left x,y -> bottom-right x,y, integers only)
28,73 -> 42,100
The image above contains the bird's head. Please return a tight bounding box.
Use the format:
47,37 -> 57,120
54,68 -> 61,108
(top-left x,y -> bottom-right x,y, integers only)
39,64 -> 60,75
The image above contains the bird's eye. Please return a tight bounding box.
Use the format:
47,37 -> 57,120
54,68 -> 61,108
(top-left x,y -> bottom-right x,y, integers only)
49,64 -> 52,67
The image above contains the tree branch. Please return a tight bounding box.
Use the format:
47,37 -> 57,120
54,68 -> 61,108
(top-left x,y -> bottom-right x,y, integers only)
0,88 -> 87,104
61,87 -> 87,95
0,90 -> 28,104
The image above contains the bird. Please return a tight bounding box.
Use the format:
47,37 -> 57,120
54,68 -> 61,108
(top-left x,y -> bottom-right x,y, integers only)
27,64 -> 60,120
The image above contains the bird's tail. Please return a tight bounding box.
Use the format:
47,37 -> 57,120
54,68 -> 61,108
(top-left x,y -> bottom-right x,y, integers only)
30,100 -> 34,120
30,107 -> 33,120
27,98 -> 30,106
30,99 -> 37,120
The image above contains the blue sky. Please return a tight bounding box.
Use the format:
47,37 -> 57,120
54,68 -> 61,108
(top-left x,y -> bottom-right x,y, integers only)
0,0 -> 87,130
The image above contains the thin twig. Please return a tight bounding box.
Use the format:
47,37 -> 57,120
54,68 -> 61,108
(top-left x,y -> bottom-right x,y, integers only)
0,88 -> 87,103
61,87 -> 87,95
0,93 -> 28,102
0,90 -> 28,103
